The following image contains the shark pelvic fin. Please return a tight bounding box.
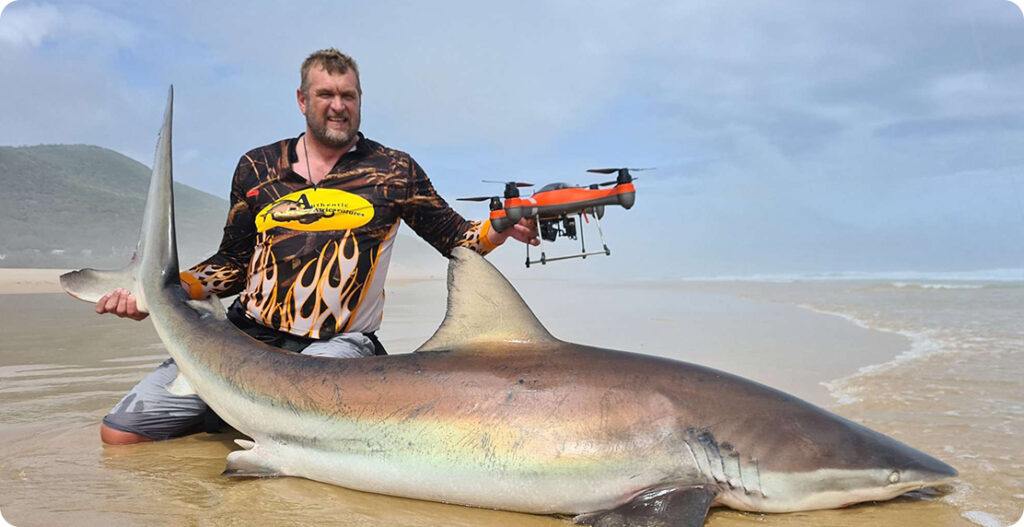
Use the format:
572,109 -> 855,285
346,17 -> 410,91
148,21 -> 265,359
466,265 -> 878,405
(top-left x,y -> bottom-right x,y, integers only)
416,247 -> 557,352
573,485 -> 717,527
166,372 -> 197,396
224,446 -> 282,478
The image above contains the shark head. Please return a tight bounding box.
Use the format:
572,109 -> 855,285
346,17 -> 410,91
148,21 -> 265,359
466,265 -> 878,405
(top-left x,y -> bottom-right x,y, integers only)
722,409 -> 957,513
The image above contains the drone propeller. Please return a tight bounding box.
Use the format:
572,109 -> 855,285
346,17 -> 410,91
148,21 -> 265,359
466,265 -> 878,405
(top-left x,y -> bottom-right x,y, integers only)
457,195 -> 505,211
481,180 -> 533,198
456,196 -> 496,202
596,177 -> 639,187
588,167 -> 652,186
482,180 -> 533,187
586,167 -> 655,175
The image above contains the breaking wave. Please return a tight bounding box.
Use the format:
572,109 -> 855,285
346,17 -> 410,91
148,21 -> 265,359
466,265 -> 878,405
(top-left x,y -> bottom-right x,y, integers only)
797,305 -> 950,406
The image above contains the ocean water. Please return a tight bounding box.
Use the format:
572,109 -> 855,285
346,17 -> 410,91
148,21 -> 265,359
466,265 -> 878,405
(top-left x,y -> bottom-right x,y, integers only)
726,280 -> 1024,526
678,268 -> 1024,283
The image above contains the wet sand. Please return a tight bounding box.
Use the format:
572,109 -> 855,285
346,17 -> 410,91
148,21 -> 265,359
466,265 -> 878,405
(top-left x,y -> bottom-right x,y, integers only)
0,269 -> 68,294
1,272 -> 1018,526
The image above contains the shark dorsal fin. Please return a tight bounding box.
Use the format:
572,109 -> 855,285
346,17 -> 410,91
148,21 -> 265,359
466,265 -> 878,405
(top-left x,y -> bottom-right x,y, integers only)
415,247 -> 557,352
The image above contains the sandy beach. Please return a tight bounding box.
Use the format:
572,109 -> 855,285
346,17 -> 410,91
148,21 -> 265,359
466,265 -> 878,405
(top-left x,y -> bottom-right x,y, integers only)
0,269 -> 69,295
0,270 -> 1019,526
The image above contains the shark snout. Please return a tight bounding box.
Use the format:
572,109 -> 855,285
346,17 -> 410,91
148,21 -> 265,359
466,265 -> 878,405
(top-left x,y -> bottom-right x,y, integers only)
848,420 -> 958,488
900,454 -> 958,487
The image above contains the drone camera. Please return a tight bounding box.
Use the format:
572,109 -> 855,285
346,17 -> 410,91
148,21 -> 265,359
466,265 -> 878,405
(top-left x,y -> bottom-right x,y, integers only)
540,221 -> 559,242
562,217 -> 577,239
540,216 -> 577,242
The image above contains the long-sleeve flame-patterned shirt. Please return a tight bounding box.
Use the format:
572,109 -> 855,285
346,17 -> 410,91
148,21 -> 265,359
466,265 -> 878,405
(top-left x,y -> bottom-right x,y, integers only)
179,134 -> 495,339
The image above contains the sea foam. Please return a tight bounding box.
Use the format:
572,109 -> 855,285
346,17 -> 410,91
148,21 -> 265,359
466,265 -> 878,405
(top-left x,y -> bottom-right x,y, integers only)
799,305 -> 950,406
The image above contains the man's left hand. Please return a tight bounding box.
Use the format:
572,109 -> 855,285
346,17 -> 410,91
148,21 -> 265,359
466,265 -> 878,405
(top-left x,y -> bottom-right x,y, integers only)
487,218 -> 540,247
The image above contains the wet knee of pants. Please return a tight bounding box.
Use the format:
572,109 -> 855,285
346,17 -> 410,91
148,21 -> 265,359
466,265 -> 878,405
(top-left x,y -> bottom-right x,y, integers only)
103,358 -> 208,440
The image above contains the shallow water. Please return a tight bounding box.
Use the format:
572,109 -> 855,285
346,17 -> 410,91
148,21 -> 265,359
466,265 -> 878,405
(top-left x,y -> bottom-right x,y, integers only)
707,280 -> 1024,526
2,280 -> 1015,526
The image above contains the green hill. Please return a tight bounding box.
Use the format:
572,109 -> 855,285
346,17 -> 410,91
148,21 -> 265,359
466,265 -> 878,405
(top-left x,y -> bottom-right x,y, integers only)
0,144 -> 228,269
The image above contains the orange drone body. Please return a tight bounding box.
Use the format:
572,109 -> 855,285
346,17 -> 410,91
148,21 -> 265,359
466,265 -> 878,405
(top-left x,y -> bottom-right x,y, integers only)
458,168 -> 644,266
503,182 -> 636,226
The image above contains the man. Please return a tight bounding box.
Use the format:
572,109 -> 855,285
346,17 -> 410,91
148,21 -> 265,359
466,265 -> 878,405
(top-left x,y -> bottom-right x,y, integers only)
96,48 -> 538,445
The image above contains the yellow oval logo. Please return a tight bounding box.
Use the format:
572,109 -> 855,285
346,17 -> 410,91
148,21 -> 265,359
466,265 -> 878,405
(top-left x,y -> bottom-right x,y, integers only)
255,188 -> 374,233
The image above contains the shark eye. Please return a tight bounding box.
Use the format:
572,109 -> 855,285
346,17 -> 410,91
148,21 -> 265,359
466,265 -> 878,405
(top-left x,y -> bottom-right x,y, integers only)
888,471 -> 901,484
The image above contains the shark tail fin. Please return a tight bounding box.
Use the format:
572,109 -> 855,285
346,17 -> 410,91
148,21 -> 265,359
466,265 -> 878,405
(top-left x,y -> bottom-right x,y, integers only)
415,247 -> 558,353
59,262 -> 146,311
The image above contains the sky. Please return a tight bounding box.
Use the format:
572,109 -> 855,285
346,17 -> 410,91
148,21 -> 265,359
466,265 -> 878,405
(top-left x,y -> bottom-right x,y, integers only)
1,0 -> 1022,278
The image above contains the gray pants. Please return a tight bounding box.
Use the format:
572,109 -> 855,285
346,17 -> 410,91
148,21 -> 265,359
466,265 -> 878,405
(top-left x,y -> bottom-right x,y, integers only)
103,333 -> 376,440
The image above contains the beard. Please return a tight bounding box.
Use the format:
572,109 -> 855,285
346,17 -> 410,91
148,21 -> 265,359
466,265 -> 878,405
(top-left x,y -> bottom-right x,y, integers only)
305,109 -> 360,148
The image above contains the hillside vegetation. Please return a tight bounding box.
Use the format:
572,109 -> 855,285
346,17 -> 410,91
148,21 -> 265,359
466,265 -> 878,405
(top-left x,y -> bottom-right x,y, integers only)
0,144 -> 228,269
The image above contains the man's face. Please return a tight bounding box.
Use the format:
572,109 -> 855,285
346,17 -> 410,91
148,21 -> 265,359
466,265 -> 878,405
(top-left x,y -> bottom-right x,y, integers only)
298,67 -> 361,149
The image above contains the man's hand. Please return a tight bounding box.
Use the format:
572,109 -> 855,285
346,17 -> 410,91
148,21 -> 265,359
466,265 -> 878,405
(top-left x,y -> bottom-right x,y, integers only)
95,288 -> 149,321
487,218 -> 540,247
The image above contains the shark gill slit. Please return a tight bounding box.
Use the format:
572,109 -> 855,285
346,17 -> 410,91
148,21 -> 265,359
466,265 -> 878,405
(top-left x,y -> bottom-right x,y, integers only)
682,438 -> 702,476
752,458 -> 767,498
725,450 -> 740,489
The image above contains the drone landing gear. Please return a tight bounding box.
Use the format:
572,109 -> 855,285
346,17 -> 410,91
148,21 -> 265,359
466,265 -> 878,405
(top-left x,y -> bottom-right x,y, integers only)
525,212 -> 611,267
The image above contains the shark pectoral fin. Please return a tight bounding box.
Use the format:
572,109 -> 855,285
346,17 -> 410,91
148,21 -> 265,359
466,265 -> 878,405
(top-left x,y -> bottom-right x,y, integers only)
60,265 -> 146,311
165,372 -> 196,396
415,247 -> 558,353
573,485 -> 718,527
223,446 -> 282,478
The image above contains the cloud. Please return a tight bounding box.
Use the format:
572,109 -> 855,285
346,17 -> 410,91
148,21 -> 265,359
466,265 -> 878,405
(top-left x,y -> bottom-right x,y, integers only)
0,1 -> 138,49
0,1 -> 57,47
0,0 -> 16,16
1,0 -> 1022,274
1006,0 -> 1024,17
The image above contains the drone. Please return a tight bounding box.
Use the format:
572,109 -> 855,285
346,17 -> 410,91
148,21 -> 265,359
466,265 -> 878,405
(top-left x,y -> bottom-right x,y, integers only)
458,168 -> 646,267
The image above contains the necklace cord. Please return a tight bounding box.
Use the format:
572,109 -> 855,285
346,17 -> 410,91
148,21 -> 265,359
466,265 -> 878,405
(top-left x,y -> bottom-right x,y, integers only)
302,135 -> 316,189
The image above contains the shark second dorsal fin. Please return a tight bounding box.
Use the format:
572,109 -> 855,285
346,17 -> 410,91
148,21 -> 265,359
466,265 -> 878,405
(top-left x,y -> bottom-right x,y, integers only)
415,247 -> 557,352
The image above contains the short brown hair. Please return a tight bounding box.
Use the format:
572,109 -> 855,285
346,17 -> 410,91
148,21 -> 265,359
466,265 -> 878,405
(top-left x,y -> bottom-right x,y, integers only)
300,48 -> 361,94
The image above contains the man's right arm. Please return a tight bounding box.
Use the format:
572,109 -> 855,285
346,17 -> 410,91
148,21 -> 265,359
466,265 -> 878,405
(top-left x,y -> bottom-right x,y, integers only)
95,155 -> 257,319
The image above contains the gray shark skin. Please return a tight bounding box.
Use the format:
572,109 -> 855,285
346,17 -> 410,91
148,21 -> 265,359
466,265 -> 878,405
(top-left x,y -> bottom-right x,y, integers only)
61,89 -> 956,527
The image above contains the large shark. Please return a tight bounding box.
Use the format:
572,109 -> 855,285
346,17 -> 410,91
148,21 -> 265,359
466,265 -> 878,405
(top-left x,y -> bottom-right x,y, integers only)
61,90 -> 956,526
